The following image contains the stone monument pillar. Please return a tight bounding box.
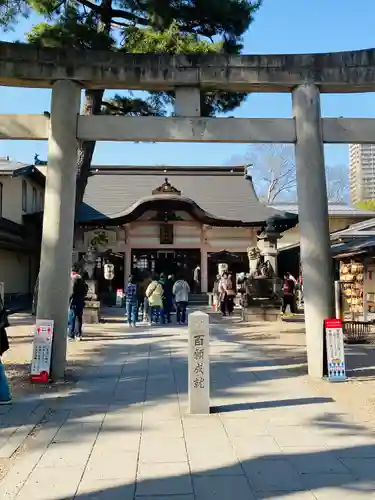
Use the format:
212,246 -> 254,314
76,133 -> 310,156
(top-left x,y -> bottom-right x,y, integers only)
188,311 -> 210,415
36,80 -> 81,380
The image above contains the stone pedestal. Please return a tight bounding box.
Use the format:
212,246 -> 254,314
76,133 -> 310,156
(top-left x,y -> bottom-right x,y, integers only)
188,311 -> 210,415
83,300 -> 100,324
242,306 -> 281,322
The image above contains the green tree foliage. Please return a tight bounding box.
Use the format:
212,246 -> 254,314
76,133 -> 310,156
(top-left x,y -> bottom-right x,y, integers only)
356,200 -> 375,211
0,0 -> 29,30
25,0 -> 262,206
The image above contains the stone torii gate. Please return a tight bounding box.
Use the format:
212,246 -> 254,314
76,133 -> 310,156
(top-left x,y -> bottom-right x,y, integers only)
1,42 -> 374,380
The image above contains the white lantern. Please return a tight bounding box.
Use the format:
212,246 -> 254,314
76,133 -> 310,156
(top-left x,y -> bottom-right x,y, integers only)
104,263 -> 115,281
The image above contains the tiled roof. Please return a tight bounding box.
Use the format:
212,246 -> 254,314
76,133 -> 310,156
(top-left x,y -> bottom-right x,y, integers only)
79,166 -> 295,226
332,236 -> 375,259
0,158 -> 28,173
330,217 -> 375,240
270,202 -> 375,217
0,159 -> 45,186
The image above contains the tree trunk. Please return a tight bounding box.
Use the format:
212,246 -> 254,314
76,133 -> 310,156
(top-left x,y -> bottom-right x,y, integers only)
75,89 -> 104,211
75,0 -> 111,211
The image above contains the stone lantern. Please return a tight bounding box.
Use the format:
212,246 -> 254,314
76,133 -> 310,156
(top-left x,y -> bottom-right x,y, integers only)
257,217 -> 282,277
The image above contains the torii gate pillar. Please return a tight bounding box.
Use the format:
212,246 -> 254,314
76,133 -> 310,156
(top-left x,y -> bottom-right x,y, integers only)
293,83 -> 335,378
36,80 -> 81,380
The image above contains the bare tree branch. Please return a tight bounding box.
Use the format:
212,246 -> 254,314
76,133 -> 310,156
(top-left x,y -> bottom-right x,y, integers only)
227,144 -> 349,204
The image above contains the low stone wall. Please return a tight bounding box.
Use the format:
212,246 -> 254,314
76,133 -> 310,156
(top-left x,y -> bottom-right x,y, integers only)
242,306 -> 281,323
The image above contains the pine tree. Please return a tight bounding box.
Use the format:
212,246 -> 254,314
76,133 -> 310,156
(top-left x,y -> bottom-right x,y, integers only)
26,0 -> 262,207
0,0 -> 29,29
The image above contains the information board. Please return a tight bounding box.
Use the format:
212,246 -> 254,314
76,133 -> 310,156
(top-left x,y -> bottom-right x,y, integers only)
324,318 -> 346,382
116,289 -> 124,307
30,319 -> 54,383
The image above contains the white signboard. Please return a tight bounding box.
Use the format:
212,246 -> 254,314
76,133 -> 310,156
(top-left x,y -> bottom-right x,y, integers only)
188,311 -> 210,414
325,318 -> 346,382
30,319 -> 54,383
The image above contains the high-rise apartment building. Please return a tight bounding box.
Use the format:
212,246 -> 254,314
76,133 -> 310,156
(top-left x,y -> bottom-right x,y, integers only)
349,144 -> 375,203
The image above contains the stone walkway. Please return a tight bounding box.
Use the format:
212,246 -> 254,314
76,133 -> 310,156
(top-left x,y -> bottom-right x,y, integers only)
0,310 -> 375,499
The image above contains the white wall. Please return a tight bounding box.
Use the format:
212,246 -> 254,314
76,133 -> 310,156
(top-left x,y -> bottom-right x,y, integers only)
0,175 -> 44,223
0,250 -> 30,294
77,220 -> 257,253
1,177 -> 22,223
127,221 -> 201,247
205,227 -> 255,251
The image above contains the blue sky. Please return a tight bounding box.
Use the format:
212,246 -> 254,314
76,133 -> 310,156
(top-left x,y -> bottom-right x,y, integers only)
1,0 -> 375,168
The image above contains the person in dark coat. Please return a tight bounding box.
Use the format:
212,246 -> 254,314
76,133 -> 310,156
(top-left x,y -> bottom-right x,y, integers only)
281,272 -> 296,314
159,273 -> 173,324
0,296 -> 11,404
68,264 -> 88,340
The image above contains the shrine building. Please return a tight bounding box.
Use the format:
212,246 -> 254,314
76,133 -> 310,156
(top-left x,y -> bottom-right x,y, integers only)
74,165 -> 298,295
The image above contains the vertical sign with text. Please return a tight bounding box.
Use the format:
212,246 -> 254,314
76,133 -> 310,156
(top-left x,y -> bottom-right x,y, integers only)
325,318 -> 346,382
188,311 -> 210,414
30,319 -> 54,383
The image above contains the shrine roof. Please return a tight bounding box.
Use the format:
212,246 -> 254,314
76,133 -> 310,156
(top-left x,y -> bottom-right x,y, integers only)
78,166 -> 297,229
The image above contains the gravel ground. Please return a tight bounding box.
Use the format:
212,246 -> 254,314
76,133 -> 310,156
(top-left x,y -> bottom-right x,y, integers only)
229,315 -> 375,431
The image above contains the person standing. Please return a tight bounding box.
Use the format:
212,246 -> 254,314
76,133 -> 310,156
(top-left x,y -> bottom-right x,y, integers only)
281,272 -> 296,315
173,275 -> 190,325
193,265 -> 201,293
159,273 -> 173,324
136,272 -> 152,322
68,264 -> 88,341
218,272 -> 230,316
146,274 -> 164,325
125,275 -> 138,327
0,296 -> 11,404
226,273 -> 236,316
212,274 -> 221,311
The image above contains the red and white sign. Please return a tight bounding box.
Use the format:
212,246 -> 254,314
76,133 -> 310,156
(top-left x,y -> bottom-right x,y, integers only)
116,288 -> 124,306
30,319 -> 54,383
324,318 -> 346,382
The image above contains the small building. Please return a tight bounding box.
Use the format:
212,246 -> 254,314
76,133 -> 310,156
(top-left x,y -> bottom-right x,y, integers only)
331,218 -> 375,322
275,202 -> 375,278
0,158 -> 44,306
75,166 -> 297,294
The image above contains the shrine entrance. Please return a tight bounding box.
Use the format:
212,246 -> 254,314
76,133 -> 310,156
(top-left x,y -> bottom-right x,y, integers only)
132,249 -> 201,286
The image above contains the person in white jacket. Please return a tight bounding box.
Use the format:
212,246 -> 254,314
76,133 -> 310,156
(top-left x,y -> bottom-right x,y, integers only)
172,275 -> 190,325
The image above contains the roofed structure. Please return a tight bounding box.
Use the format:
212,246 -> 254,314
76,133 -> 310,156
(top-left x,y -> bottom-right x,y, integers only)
270,202 -> 375,218
78,166 -> 298,230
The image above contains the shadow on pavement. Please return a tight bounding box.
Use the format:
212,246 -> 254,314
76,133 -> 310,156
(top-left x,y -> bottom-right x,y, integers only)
212,396 -> 335,413
2,310 -> 375,499
47,443 -> 375,499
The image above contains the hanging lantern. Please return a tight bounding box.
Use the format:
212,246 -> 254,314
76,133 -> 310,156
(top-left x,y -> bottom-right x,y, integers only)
104,263 -> 115,281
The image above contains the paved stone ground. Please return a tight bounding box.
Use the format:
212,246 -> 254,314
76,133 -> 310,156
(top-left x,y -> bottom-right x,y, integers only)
0,310 -> 375,499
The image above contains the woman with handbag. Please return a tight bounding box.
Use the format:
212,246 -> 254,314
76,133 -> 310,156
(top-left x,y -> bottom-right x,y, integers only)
0,296 -> 11,404
226,273 -> 236,316
218,272 -> 234,317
